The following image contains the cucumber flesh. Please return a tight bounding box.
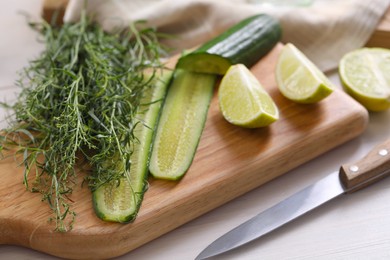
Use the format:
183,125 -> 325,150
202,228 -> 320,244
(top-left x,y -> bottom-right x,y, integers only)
176,14 -> 281,75
93,70 -> 172,222
149,69 -> 216,180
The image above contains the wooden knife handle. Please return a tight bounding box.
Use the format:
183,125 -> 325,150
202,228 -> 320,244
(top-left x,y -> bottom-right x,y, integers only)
340,139 -> 390,192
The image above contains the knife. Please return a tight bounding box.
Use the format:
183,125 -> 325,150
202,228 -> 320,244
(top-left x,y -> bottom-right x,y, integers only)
195,139 -> 390,260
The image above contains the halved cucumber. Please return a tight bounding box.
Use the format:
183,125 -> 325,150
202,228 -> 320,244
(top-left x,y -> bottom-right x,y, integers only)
176,14 -> 281,75
93,70 -> 172,222
149,69 -> 216,180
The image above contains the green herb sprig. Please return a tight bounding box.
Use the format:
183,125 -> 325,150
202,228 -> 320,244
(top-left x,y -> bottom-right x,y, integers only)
0,12 -> 166,232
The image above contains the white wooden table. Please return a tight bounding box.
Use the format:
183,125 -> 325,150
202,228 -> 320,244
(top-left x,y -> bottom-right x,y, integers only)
1,1 -> 390,259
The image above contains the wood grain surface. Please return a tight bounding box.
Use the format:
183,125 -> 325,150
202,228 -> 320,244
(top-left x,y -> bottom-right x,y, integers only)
340,139 -> 390,193
0,44 -> 369,259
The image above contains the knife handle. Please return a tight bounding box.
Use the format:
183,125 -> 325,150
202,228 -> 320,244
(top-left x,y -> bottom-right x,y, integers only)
339,139 -> 390,193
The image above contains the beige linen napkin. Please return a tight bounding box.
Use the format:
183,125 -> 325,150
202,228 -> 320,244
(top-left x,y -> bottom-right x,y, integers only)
64,0 -> 389,72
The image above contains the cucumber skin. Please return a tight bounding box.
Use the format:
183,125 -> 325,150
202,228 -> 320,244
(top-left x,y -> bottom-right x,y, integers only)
92,71 -> 173,223
176,14 -> 281,75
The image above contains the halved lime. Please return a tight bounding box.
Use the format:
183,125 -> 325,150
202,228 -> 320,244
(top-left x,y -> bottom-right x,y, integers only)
339,47 -> 390,112
276,43 -> 334,103
218,64 -> 279,128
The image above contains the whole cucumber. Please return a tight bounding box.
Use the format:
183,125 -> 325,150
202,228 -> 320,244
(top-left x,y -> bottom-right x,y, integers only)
176,14 -> 281,75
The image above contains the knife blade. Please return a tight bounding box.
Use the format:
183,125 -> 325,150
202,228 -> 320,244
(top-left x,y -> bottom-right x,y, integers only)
195,139 -> 390,260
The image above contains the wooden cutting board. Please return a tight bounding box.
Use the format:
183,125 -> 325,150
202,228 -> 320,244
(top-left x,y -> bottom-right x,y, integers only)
0,44 -> 369,259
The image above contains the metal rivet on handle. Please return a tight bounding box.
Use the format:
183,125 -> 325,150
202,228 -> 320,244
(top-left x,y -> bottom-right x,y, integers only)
349,165 -> 359,172
379,149 -> 388,156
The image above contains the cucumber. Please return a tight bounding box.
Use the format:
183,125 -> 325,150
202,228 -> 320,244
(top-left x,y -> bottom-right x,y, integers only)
93,70 -> 172,222
149,69 -> 216,180
176,14 -> 281,75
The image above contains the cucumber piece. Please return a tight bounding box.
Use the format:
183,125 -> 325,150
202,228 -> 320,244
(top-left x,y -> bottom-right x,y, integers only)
149,69 -> 216,180
176,14 -> 281,75
93,70 -> 172,222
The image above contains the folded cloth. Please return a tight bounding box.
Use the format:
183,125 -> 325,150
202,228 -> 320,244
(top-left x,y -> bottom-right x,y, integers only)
64,0 -> 390,71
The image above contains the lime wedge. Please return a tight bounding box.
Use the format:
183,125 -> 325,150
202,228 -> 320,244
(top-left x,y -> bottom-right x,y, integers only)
218,64 -> 279,128
339,47 -> 390,111
276,43 -> 334,103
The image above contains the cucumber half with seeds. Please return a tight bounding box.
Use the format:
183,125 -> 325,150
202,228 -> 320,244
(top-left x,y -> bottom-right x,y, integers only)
176,14 -> 281,75
149,69 -> 216,180
93,70 -> 172,222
